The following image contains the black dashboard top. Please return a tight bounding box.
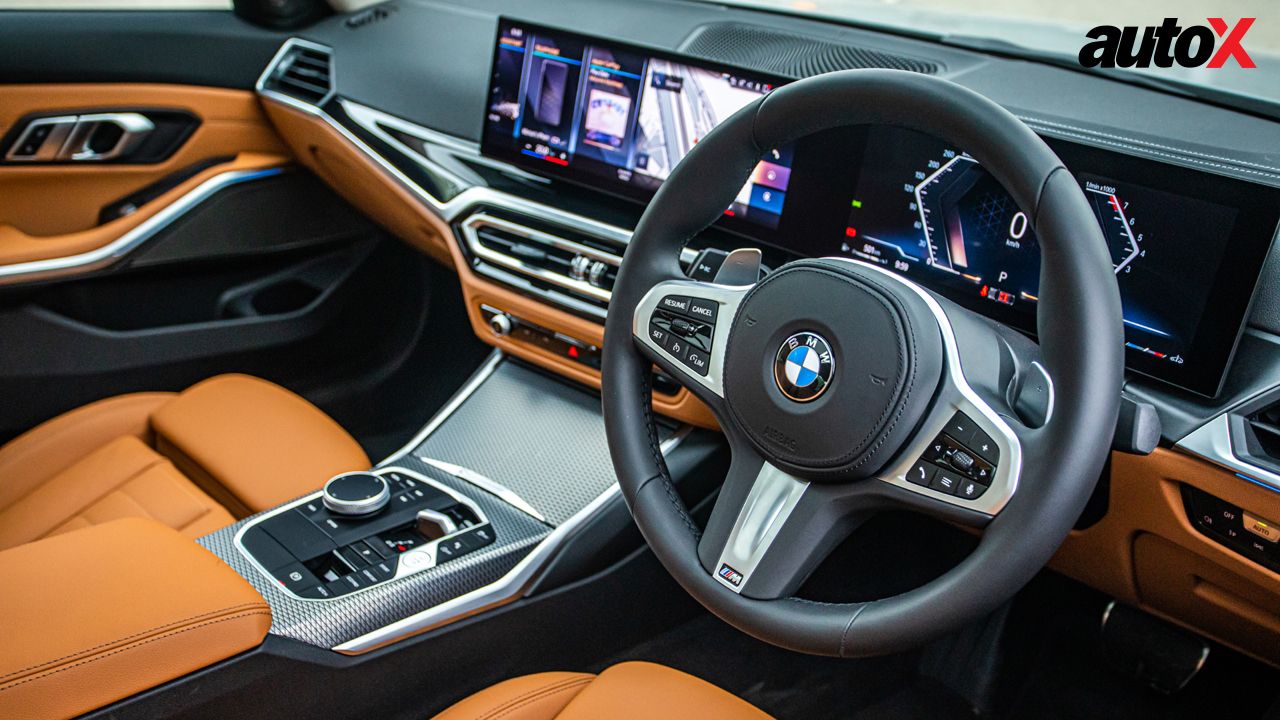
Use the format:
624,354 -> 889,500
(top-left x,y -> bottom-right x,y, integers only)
282,0 -> 1280,435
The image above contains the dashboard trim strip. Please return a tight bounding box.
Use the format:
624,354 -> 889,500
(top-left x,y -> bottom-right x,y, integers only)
1177,414 -> 1280,492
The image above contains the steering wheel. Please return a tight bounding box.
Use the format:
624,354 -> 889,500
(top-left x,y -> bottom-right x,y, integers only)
601,70 -> 1124,657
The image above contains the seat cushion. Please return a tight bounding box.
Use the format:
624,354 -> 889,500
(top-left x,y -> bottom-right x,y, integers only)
0,374 -> 369,550
433,662 -> 773,720
0,435 -> 234,551
151,374 -> 370,515
0,392 -> 174,512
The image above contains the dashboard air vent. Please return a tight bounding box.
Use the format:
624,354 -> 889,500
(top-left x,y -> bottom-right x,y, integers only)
1238,404 -> 1280,475
679,22 -> 940,78
262,40 -> 334,105
460,214 -> 620,313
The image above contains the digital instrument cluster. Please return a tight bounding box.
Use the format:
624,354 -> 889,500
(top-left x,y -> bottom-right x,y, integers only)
825,127 -> 1277,396
482,20 -> 1280,397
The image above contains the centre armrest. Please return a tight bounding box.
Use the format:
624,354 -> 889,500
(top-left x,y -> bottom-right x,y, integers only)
0,518 -> 271,720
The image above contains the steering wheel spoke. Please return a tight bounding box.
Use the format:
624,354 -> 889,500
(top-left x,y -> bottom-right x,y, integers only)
632,275 -> 754,403
697,432 -> 879,599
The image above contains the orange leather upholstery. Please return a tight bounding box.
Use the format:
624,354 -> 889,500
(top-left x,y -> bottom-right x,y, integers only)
432,662 -> 774,720
0,374 -> 369,550
0,518 -> 272,720
151,374 -> 370,516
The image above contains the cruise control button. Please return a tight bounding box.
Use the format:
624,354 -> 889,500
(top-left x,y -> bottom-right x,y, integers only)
930,470 -> 963,495
684,350 -> 710,376
906,460 -> 938,487
969,428 -> 1000,464
658,295 -> 691,315
687,298 -> 718,323
648,323 -> 670,347
956,478 -> 988,500
665,336 -> 690,361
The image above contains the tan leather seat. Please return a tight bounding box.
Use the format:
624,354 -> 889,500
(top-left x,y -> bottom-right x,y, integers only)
0,374 -> 369,550
432,662 -> 773,720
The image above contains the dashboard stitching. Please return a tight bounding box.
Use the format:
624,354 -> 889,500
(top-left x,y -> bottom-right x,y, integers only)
1021,118 -> 1280,180
1020,116 -> 1280,175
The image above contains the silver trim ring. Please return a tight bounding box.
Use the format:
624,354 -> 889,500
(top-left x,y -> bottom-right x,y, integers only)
322,472 -> 391,516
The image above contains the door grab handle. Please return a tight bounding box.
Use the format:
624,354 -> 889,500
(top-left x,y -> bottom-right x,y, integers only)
5,112 -> 154,162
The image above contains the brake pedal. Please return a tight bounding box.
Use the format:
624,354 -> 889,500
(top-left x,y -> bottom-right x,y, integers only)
1100,601 -> 1209,693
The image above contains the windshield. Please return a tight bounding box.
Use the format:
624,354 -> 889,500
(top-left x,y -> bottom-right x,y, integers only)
706,2 -> 1277,109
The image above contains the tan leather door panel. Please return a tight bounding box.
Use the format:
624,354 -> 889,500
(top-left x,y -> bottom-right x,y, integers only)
0,84 -> 290,267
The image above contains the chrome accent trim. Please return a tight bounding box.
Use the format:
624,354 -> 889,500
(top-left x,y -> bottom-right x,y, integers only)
633,279 -> 755,397
460,213 -> 617,303
62,112 -> 154,161
256,37 -> 335,108
0,167 -> 283,285
1177,414 -> 1280,491
713,463 -> 809,593
333,427 -> 690,654
232,466 -> 489,602
379,350 -> 505,466
321,472 -> 391,516
255,65 -> 703,305
419,458 -> 549,525
837,258 -> 1023,516
5,115 -> 77,161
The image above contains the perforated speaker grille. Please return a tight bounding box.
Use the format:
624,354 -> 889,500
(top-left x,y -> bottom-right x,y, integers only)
680,22 -> 941,78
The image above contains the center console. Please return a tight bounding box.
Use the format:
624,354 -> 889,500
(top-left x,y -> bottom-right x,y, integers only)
200,353 -> 698,654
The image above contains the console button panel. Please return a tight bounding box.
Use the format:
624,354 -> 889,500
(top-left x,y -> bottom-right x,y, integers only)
649,294 -> 718,376
237,467 -> 493,601
906,412 -> 999,501
1183,485 -> 1280,572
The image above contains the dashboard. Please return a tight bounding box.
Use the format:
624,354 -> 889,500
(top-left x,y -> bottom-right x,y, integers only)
480,19 -> 1280,398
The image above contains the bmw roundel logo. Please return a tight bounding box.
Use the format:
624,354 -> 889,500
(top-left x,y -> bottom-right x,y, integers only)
773,332 -> 835,402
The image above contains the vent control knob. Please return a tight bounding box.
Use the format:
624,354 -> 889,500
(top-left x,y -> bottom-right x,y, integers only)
489,313 -> 513,336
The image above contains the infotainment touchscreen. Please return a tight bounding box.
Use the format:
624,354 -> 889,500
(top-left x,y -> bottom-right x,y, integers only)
482,19 -> 791,229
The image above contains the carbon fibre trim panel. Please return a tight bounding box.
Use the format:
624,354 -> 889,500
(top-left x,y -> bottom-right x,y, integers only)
409,361 -> 670,526
199,456 -> 548,648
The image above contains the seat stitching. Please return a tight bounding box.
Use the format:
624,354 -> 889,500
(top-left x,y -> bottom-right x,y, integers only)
0,603 -> 268,680
0,610 -> 271,692
465,676 -> 592,720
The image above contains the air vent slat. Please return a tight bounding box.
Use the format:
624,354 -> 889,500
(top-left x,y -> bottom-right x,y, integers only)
262,41 -> 333,106
465,216 -> 622,308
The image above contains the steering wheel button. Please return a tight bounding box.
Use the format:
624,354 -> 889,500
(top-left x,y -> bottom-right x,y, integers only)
906,460 -> 938,487
687,298 -> 718,323
950,450 -> 975,471
943,413 -> 977,446
929,470 -> 963,495
658,295 -> 691,315
969,428 -> 1000,464
666,337 -> 690,360
684,350 -> 710,376
956,478 -> 989,500
648,323 -> 670,347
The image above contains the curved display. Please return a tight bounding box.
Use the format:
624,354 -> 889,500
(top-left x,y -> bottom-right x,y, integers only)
481,20 -> 1280,398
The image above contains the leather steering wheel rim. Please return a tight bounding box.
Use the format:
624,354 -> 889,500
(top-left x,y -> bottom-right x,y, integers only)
601,69 -> 1124,657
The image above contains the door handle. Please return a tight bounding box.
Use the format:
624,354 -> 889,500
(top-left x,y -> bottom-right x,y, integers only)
5,112 -> 154,162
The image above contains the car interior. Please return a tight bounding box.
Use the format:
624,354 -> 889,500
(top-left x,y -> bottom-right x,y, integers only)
2,1 -> 1280,718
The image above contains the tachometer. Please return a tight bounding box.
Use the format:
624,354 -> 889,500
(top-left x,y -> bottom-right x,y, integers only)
1083,179 -> 1143,275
